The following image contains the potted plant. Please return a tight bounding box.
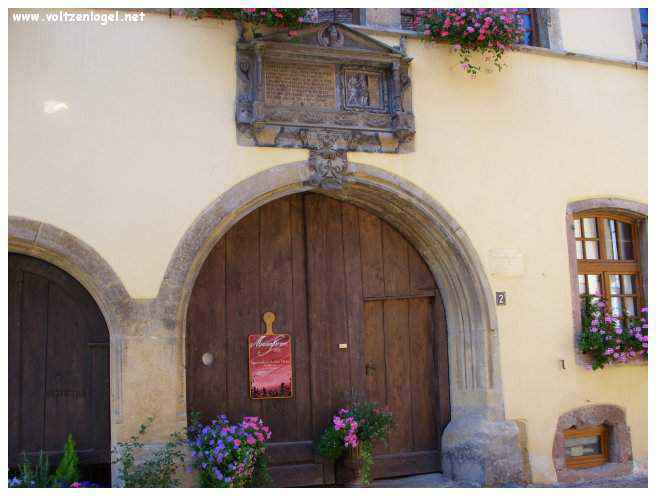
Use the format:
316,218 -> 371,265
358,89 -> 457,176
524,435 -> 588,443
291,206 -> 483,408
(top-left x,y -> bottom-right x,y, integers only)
316,401 -> 394,486
579,294 -> 648,370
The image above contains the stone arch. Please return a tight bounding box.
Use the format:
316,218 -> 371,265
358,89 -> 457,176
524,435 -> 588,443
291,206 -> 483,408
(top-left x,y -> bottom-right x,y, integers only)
160,161 -> 526,485
8,216 -> 131,450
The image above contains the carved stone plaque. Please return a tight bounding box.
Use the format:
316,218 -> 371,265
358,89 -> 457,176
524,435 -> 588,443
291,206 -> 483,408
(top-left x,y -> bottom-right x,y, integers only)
264,62 -> 336,108
236,22 -> 415,159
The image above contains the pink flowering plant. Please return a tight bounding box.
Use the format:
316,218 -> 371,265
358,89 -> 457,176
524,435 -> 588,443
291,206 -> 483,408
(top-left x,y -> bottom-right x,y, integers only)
414,8 -> 525,77
184,8 -> 308,37
579,295 -> 648,370
316,401 -> 394,485
187,413 -> 272,488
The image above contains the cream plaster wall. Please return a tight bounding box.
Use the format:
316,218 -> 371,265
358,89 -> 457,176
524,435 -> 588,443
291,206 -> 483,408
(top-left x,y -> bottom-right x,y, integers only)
558,8 -> 639,60
9,10 -> 647,484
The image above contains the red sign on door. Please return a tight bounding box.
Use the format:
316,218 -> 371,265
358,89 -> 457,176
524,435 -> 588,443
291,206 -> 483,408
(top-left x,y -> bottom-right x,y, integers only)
248,313 -> 293,399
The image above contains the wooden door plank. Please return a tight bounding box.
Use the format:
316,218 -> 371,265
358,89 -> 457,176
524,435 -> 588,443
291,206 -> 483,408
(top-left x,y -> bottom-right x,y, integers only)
381,222 -> 410,296
383,299 -> 412,453
45,284 -> 90,452
8,265 -> 22,465
186,238 -> 228,423
433,290 -> 451,433
358,209 -> 385,298
408,298 -> 438,451
289,194 -> 312,441
341,202 -> 366,400
363,300 -> 387,455
408,246 -> 436,293
259,197 -> 296,441
304,193 -> 333,438
19,271 -> 49,454
226,210 -> 262,421
372,450 -> 441,479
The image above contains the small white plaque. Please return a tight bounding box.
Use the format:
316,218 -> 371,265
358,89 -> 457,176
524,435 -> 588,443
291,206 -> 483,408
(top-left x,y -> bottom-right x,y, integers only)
488,249 -> 525,277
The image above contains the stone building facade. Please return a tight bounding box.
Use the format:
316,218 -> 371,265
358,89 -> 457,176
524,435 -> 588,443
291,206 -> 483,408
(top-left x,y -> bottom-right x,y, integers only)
8,7 -> 648,487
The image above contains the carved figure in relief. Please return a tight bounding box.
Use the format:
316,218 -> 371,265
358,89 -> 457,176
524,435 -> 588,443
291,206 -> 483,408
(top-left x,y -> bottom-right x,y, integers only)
346,73 -> 369,107
318,24 -> 344,48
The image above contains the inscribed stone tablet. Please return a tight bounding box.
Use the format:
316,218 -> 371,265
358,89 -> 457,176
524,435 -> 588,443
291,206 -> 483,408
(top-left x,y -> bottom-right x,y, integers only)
264,62 -> 336,109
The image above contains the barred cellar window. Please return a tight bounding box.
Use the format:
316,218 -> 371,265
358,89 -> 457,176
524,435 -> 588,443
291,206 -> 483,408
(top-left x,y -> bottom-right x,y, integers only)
573,212 -> 644,325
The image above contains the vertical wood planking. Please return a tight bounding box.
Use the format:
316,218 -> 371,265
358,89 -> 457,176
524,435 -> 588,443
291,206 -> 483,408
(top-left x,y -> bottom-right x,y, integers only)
323,196 -> 351,406
358,209 -> 385,298
408,246 -> 436,292
363,300 -> 387,455
226,210 -> 262,421
304,194 -> 332,437
8,266 -> 21,464
20,271 -> 49,453
290,194 -> 312,440
381,222 -> 410,296
409,298 -> 438,450
259,197 -> 295,441
341,203 -> 366,400
45,285 -> 88,451
383,299 -> 412,453
186,238 -> 228,423
433,288 -> 451,434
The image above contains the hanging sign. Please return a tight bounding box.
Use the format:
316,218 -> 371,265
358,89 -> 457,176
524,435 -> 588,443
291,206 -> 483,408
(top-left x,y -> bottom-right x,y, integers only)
248,312 -> 293,400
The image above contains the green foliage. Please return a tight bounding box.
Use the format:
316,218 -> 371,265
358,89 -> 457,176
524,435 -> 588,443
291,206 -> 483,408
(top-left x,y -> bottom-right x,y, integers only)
52,434 -> 80,487
111,416 -> 187,488
15,451 -> 50,487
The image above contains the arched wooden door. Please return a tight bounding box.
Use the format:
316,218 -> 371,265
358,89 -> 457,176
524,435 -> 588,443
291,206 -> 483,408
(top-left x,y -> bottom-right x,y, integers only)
8,254 -> 111,484
186,193 -> 450,486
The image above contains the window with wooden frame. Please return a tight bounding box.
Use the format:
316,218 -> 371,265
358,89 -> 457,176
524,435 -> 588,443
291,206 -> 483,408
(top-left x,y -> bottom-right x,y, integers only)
574,212 -> 643,326
564,425 -> 609,469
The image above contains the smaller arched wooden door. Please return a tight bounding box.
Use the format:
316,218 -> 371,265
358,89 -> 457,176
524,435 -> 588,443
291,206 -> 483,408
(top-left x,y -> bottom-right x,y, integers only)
187,193 -> 450,486
8,254 -> 111,482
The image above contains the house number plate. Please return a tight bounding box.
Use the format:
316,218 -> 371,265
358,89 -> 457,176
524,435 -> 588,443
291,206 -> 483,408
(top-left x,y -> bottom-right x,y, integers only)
496,292 -> 507,306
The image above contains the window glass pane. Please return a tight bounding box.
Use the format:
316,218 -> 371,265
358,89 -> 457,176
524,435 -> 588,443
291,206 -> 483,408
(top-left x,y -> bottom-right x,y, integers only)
578,275 -> 586,295
611,297 -> 622,317
584,241 -> 599,259
624,297 -> 636,316
573,218 -> 582,238
565,435 -> 602,457
587,275 -> 601,296
622,275 -> 636,295
576,241 -> 583,260
582,218 -> 597,237
604,219 -> 619,260
617,221 -> 634,260
609,274 -> 621,295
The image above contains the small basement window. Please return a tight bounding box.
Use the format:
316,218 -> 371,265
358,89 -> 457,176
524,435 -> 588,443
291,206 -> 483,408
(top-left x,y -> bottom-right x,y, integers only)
564,425 -> 609,469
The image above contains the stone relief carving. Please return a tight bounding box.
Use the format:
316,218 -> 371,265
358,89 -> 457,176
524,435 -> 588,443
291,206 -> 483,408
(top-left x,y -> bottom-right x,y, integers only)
306,134 -> 350,190
235,22 -> 416,187
317,24 -> 344,48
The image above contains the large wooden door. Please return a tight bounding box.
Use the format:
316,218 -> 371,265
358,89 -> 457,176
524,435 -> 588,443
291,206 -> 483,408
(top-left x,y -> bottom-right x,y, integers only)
8,254 -> 111,480
186,193 -> 450,486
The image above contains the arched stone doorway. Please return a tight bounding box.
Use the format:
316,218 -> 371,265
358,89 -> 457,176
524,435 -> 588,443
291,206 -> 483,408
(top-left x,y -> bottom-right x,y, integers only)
9,253 -> 111,485
161,161 -> 526,485
9,217 -> 131,486
186,192 -> 451,485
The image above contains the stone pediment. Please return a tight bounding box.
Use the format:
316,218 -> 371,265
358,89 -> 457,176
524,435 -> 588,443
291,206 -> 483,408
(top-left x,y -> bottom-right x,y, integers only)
235,22 -> 415,160
250,22 -> 409,59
